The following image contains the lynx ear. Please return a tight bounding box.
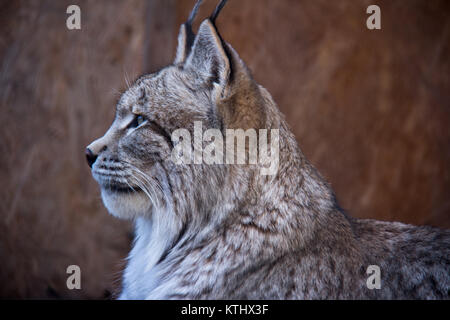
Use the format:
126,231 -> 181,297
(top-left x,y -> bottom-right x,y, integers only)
185,19 -> 230,89
174,24 -> 193,64
174,0 -> 203,64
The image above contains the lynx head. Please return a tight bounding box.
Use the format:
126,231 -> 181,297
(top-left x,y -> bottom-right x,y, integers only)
86,0 -> 283,223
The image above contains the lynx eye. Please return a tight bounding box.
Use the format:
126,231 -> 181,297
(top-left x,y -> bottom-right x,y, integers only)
128,114 -> 146,129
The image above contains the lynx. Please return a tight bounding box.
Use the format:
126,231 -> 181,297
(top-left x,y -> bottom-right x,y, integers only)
86,0 -> 449,299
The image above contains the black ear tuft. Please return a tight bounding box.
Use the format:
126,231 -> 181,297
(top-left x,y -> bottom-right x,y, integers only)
174,0 -> 204,64
210,0 -> 229,25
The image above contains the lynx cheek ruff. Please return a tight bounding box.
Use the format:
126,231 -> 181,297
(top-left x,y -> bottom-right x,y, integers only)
85,0 -> 450,300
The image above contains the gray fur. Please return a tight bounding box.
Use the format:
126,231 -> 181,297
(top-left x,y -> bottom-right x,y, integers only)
86,14 -> 449,300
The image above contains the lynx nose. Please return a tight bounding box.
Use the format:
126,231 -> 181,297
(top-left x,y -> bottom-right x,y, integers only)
85,148 -> 98,168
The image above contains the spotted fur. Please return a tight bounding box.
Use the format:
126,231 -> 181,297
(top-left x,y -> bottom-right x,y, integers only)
86,2 -> 449,299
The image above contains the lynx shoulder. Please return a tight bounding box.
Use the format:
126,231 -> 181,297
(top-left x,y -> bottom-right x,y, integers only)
86,0 -> 450,299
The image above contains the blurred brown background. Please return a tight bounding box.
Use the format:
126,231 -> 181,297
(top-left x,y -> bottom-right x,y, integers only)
0,0 -> 449,299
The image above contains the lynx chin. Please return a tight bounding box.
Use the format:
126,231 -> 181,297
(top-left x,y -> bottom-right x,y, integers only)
86,0 -> 449,299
